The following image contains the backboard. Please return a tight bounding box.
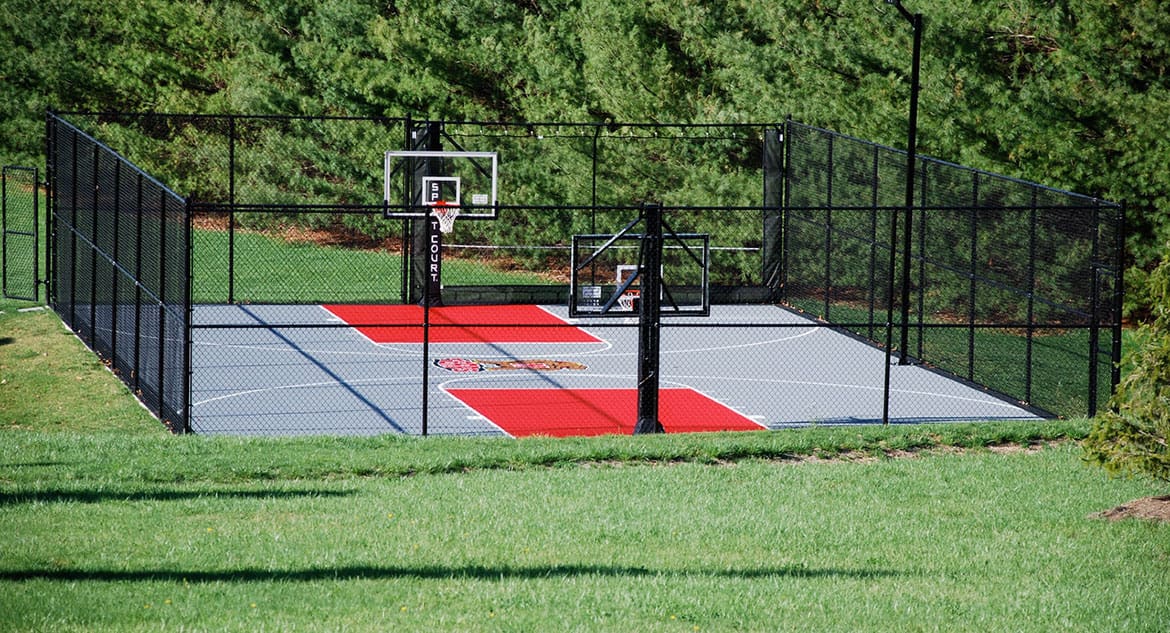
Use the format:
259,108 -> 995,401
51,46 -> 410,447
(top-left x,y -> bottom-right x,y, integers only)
569,232 -> 710,318
384,150 -> 499,219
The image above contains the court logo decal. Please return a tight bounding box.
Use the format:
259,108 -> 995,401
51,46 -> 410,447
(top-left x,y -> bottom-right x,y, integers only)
434,358 -> 588,373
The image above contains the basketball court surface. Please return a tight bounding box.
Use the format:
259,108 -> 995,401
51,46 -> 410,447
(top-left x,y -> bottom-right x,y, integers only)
190,303 -> 1040,436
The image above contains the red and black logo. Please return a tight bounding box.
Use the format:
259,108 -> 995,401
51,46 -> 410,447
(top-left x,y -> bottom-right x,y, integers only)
434,358 -> 588,373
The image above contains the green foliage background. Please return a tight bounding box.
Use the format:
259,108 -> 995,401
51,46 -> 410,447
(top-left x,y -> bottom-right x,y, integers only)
2,0 -> 1168,310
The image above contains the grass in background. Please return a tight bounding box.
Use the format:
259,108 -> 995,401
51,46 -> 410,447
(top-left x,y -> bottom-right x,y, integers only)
192,227 -> 553,304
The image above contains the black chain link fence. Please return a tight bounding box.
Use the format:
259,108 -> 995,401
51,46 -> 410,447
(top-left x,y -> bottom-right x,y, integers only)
46,113 -> 190,432
44,112 -> 1122,435
781,121 -> 1124,418
2,165 -> 39,301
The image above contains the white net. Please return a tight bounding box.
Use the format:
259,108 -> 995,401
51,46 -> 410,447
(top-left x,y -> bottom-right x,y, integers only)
617,289 -> 640,312
430,201 -> 460,234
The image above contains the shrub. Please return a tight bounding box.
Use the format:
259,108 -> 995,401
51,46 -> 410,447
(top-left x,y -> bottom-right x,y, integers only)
1083,249 -> 1170,483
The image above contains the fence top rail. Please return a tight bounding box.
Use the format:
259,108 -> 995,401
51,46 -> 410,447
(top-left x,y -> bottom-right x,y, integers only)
56,111 -> 781,147
2,165 -> 38,174
59,111 -> 780,130
190,202 -> 775,213
55,110 -> 407,125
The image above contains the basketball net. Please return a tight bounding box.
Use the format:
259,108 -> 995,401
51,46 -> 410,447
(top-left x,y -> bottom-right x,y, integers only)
429,199 -> 460,234
618,289 -> 640,312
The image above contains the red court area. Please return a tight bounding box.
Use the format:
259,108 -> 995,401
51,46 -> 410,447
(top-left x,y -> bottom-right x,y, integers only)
446,388 -> 766,437
322,304 -> 602,344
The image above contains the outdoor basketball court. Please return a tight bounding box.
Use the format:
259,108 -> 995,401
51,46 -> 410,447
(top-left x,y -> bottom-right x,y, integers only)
189,303 -> 1039,436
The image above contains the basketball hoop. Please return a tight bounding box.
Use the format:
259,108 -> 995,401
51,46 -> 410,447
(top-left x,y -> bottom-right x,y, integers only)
617,289 -> 640,312
429,199 -> 460,234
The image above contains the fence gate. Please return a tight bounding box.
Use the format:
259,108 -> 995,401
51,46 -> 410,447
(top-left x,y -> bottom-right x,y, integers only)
1,166 -> 39,301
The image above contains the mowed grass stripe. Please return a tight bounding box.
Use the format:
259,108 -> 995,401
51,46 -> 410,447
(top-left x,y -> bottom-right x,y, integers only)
1,445 -> 1167,632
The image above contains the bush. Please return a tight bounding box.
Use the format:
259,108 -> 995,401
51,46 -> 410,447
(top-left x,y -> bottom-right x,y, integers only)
1083,249 -> 1170,483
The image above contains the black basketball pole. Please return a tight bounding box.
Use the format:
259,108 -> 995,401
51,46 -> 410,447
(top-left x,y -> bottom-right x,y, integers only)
634,202 -> 665,434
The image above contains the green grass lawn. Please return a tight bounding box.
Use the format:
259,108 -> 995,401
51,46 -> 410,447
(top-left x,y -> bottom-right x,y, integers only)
1,435 -> 1167,632
1,302 -> 1168,632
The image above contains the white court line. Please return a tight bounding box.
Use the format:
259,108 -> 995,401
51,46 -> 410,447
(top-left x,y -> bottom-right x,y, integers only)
372,339 -> 616,357
215,304 -> 817,360
345,304 -> 616,356
192,339 -> 419,358
661,373 -> 1032,410
436,387 -> 512,438
381,326 -> 818,360
191,375 -> 424,407
658,379 -> 770,430
436,369 -> 1026,411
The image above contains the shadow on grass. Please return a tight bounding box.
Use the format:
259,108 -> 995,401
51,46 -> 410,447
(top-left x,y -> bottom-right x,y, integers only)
0,563 -> 901,583
0,488 -> 356,505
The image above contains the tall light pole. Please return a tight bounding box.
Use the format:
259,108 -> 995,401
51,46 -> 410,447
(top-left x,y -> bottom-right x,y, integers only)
886,0 -> 922,365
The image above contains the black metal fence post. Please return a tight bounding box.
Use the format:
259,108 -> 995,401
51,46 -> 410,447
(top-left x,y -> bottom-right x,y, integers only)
1112,203 -> 1126,395
88,142 -> 100,347
227,115 -> 237,304
133,172 -> 144,396
110,160 -> 121,365
823,135 -> 834,320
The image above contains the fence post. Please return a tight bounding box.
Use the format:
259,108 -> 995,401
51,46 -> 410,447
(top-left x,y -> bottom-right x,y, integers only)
823,135 -> 834,319
183,197 -> 194,433
228,115 -> 237,304
44,112 -> 53,305
1025,189 -> 1038,405
900,10 -> 923,366
110,160 -> 121,365
1111,203 -> 1126,398
133,173 -> 144,395
88,141 -> 99,347
868,144 -> 880,341
967,173 -> 979,382
157,188 -> 169,431
762,126 -> 785,298
780,117 -> 793,301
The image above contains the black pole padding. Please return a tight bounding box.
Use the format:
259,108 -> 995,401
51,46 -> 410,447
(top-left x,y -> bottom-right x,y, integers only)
634,202 -> 665,435
422,214 -> 443,307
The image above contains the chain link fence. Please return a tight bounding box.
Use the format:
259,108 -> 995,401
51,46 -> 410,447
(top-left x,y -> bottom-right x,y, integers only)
781,121 -> 1124,417
44,112 -> 1122,435
46,113 -> 190,432
2,165 -> 39,301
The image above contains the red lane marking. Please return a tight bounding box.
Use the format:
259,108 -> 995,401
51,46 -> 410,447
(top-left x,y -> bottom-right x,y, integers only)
446,388 -> 765,437
322,304 -> 601,344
